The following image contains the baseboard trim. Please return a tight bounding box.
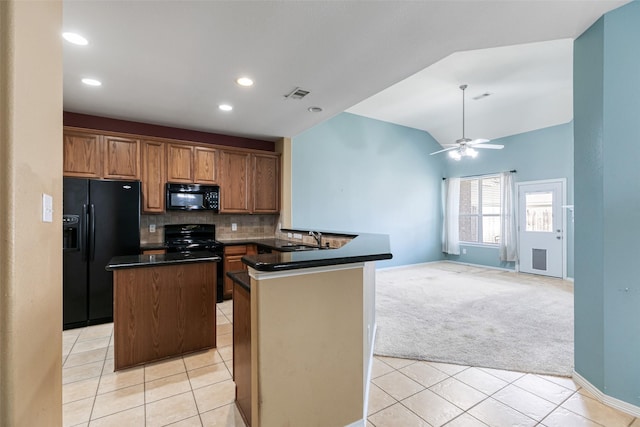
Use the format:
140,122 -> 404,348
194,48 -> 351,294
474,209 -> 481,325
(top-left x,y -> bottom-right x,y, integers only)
572,370 -> 640,418
376,260 -> 443,271
441,259 -> 515,272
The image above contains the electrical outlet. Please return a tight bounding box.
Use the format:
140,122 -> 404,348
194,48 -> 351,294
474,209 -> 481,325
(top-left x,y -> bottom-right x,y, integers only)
231,223 -> 238,231
462,248 -> 467,254
149,224 -> 156,233
287,232 -> 292,238
293,233 -> 302,239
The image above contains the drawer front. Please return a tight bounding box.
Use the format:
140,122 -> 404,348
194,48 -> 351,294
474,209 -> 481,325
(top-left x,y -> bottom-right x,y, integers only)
224,245 -> 248,256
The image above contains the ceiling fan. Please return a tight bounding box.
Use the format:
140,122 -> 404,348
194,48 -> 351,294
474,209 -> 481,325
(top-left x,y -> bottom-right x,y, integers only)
430,84 -> 504,160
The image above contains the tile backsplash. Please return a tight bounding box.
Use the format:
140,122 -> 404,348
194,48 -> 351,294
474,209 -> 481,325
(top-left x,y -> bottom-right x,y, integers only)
140,212 -> 279,244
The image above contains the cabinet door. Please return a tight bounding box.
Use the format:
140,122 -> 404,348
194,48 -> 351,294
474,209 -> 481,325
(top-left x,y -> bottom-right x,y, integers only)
63,130 -> 102,178
194,146 -> 218,184
104,136 -> 140,180
141,140 -> 166,213
167,144 -> 194,183
220,151 -> 251,213
233,283 -> 251,426
252,153 -> 280,213
224,245 -> 249,299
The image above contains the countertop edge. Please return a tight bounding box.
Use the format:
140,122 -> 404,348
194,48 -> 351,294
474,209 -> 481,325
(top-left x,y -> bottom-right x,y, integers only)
226,270 -> 251,292
240,232 -> 392,272
106,253 -> 221,271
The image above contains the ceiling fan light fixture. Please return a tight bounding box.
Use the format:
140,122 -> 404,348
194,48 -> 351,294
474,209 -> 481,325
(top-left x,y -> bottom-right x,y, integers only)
449,150 -> 462,161
429,84 -> 502,158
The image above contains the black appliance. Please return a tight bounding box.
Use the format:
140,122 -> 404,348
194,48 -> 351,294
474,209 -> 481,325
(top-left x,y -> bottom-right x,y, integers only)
166,183 -> 219,212
164,224 -> 224,302
63,178 -> 141,329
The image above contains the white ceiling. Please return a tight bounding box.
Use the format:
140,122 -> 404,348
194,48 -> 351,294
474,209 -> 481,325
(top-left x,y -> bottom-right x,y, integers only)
62,1 -> 628,144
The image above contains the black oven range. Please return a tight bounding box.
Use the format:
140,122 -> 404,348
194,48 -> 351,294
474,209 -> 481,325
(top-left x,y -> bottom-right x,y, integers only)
164,224 -> 224,302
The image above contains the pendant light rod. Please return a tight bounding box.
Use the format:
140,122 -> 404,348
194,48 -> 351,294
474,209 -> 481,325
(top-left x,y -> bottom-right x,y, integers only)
460,84 -> 467,141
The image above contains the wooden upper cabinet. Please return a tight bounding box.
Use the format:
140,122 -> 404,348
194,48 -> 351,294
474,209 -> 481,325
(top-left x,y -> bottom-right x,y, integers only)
166,143 -> 194,183
220,150 -> 251,213
141,140 -> 166,213
193,146 -> 218,184
63,130 -> 102,178
253,153 -> 280,213
103,136 -> 140,180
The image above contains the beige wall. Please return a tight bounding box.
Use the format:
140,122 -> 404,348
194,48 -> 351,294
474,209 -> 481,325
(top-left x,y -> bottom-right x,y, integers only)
0,1 -> 63,425
251,265 -> 364,426
274,137 -> 292,229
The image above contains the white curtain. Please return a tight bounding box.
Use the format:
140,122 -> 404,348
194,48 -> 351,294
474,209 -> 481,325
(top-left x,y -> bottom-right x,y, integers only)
499,172 -> 518,262
442,177 -> 460,255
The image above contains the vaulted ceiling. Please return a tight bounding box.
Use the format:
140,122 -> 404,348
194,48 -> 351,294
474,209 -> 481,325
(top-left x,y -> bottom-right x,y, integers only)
63,1 -> 628,144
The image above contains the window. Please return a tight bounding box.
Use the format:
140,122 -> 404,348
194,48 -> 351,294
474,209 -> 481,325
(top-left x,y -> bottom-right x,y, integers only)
459,176 -> 501,244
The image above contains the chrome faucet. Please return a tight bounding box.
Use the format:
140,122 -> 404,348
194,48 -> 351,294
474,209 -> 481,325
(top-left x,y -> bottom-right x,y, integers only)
309,231 -> 322,247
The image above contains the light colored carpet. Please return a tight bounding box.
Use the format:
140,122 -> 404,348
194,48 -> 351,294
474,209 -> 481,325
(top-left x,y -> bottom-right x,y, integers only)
374,261 -> 574,376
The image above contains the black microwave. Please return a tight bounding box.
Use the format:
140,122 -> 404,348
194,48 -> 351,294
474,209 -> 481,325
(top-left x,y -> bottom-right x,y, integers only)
166,183 -> 219,212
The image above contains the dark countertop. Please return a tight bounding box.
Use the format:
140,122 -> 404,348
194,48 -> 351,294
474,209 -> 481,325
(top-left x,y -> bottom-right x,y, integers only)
106,251 -> 221,270
218,237 -> 326,251
226,270 -> 251,292
240,232 -> 392,272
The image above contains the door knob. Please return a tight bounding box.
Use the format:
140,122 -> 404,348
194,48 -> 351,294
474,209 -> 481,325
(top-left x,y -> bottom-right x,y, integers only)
556,236 -> 562,240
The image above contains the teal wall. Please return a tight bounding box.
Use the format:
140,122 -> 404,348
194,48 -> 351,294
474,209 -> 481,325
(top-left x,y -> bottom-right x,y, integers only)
291,112 -> 445,268
574,0 -> 640,407
444,123 -> 574,277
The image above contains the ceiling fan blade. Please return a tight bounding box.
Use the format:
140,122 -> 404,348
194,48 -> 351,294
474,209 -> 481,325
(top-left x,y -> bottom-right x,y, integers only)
474,144 -> 504,150
468,138 -> 490,145
430,146 -> 458,155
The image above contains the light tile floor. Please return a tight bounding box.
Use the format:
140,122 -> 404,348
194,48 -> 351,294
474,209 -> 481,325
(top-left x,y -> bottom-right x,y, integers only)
63,300 -> 638,427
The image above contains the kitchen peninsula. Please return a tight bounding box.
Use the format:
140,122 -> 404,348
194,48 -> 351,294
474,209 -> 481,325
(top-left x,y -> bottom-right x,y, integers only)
228,231 -> 392,427
106,252 -> 220,371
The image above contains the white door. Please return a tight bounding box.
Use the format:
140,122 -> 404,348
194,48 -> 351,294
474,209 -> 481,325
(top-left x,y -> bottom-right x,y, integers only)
518,180 -> 564,278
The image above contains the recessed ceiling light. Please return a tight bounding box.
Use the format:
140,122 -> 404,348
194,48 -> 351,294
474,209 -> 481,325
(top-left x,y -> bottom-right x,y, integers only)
218,104 -> 233,112
81,78 -> 102,86
62,32 -> 88,45
308,107 -> 323,113
236,77 -> 254,87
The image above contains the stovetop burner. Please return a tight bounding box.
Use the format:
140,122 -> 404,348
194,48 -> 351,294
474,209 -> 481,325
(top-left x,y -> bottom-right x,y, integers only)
164,224 -> 222,251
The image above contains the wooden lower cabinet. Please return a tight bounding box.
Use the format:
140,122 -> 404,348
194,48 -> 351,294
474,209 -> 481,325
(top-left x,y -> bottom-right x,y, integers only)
141,249 -> 166,255
223,244 -> 256,299
112,262 -> 216,370
233,281 -> 251,426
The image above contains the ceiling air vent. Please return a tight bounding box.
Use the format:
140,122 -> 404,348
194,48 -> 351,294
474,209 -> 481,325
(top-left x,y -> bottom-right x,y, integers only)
284,87 -> 310,100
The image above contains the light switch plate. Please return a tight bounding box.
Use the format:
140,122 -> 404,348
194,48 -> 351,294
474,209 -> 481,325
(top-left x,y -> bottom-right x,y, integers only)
231,223 -> 238,231
42,193 -> 53,223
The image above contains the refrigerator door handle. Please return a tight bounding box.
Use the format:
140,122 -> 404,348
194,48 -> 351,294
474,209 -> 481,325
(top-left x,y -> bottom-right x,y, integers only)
89,203 -> 96,261
81,204 -> 88,261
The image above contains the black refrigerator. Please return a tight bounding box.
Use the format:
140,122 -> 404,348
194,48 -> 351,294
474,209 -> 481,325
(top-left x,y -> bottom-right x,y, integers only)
63,178 -> 141,329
